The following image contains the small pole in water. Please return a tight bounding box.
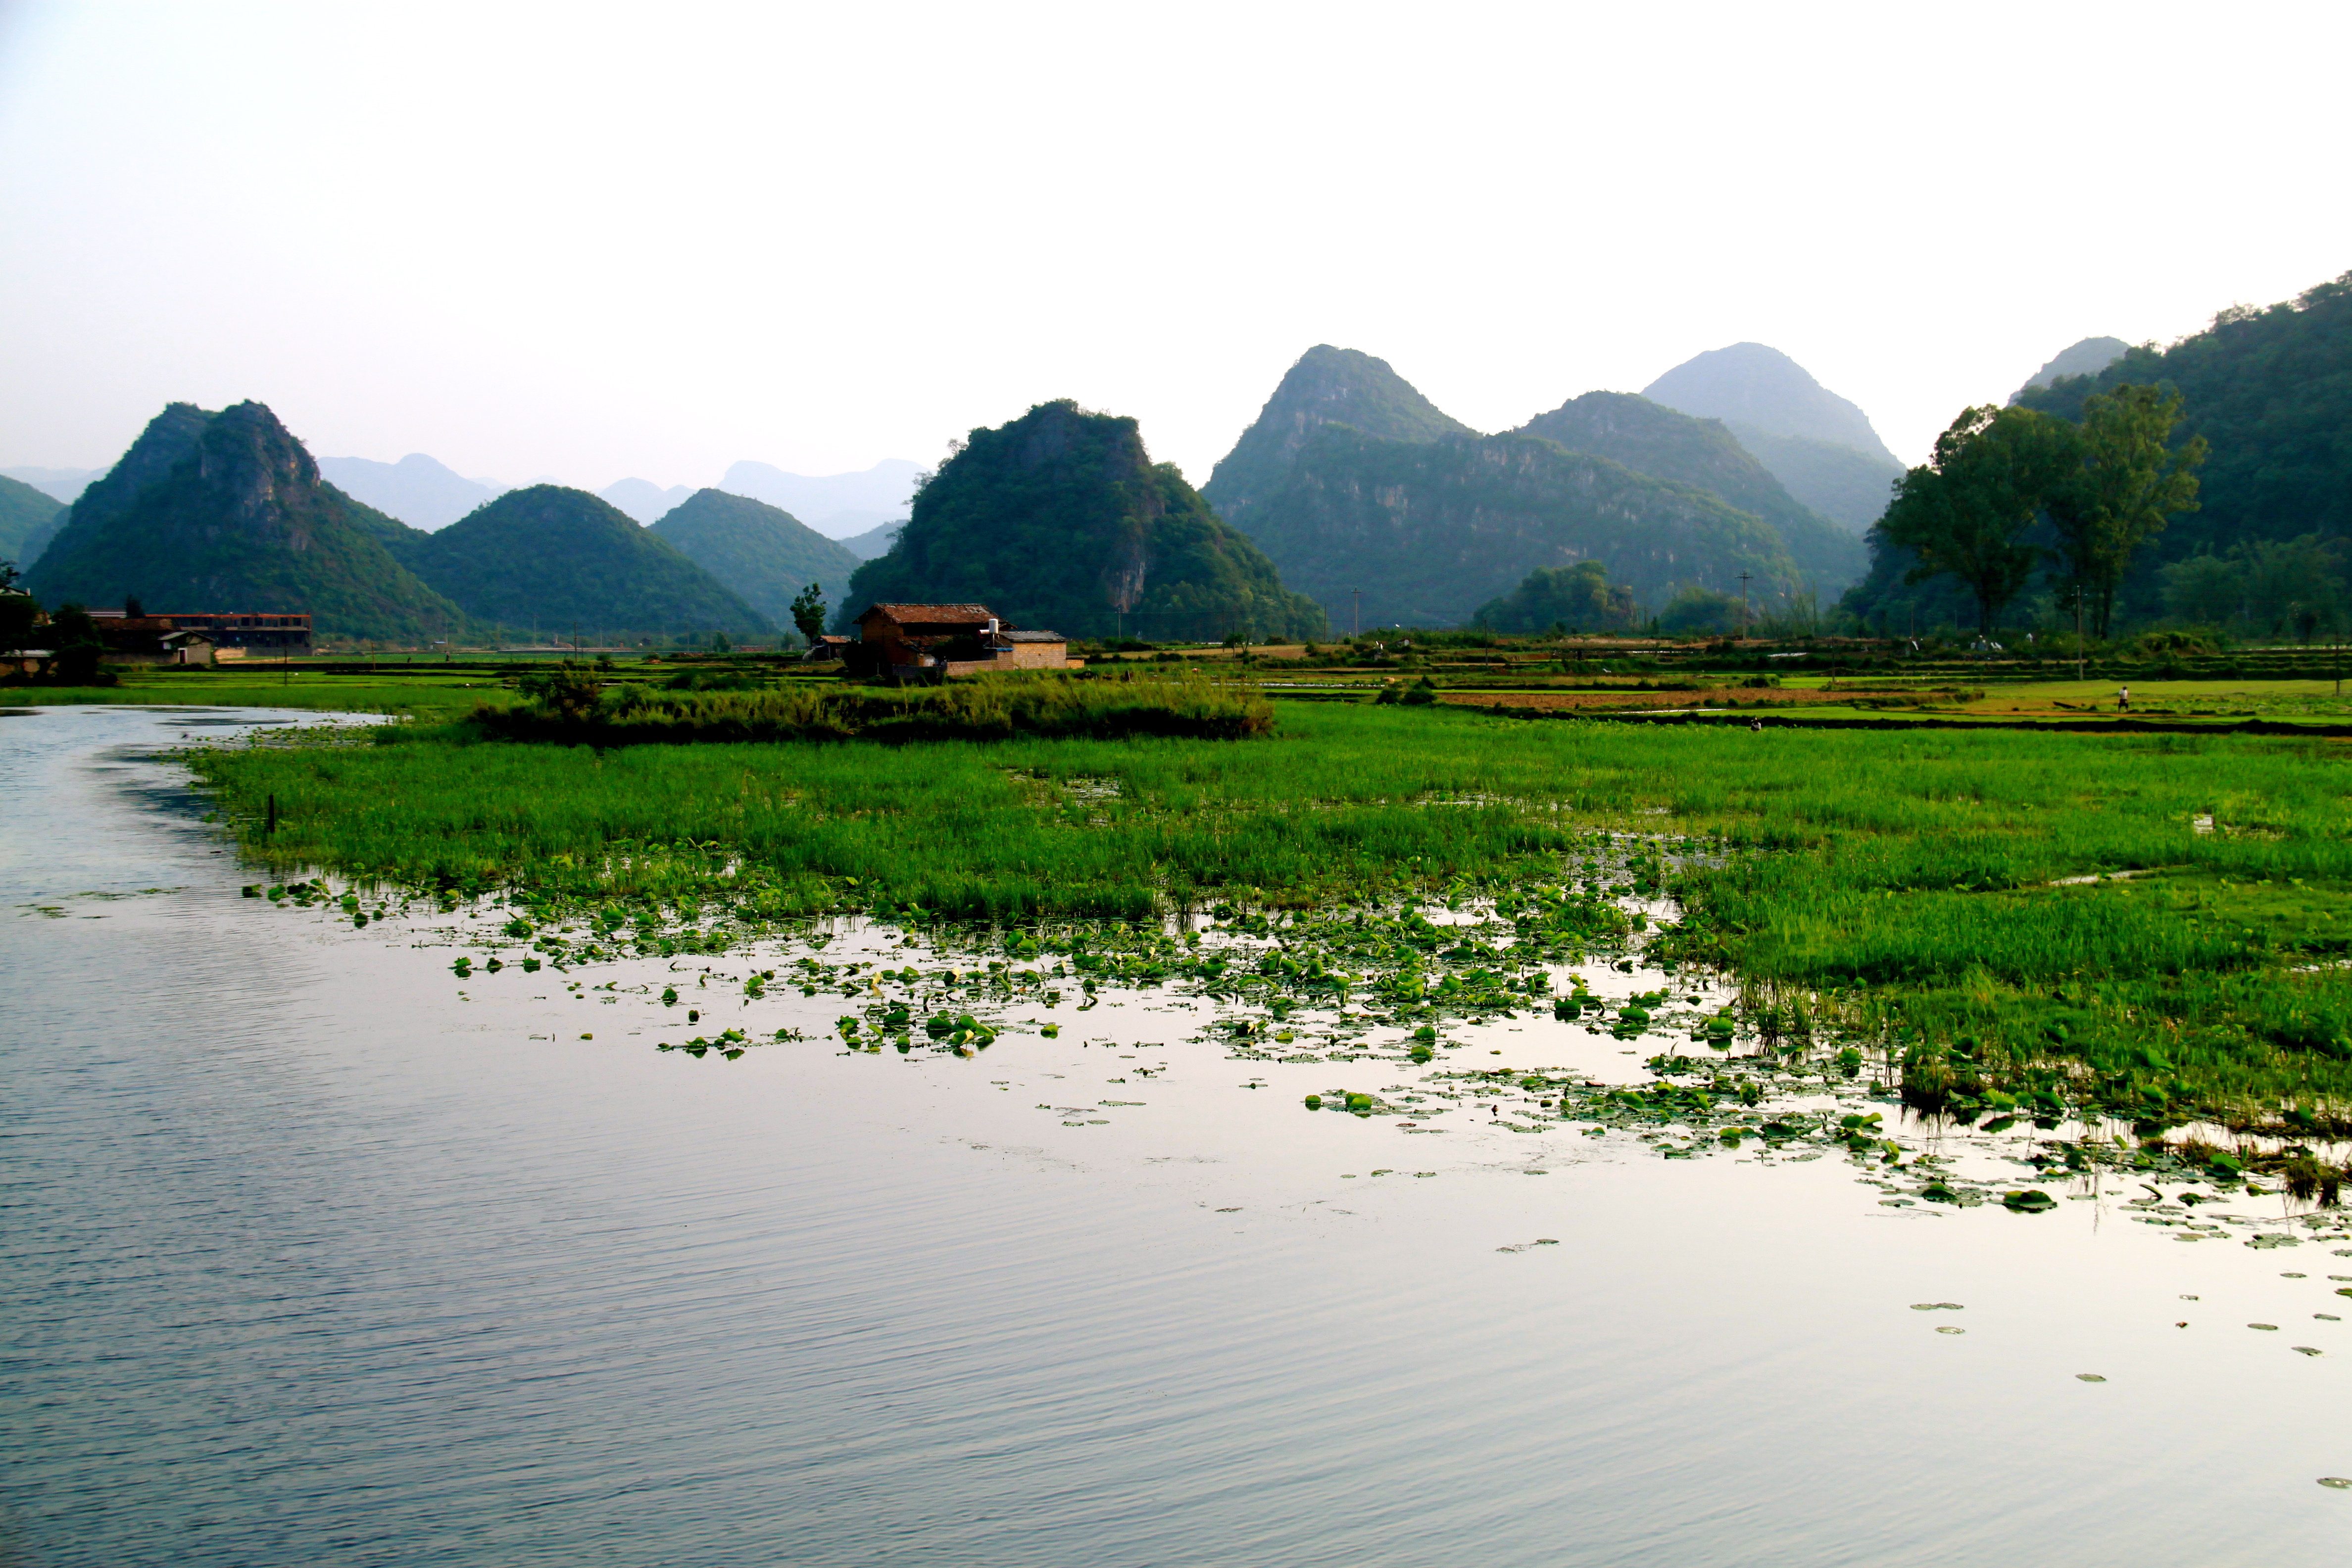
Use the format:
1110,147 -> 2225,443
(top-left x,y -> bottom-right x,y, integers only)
266,793 -> 277,835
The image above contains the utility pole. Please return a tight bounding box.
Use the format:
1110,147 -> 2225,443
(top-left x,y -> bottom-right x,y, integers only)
1353,588 -> 1361,639
1737,573 -> 1752,642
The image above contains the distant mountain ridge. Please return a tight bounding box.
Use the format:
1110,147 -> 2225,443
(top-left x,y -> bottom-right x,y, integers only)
649,490 -> 860,627
0,466 -> 100,505
1644,343 -> 1899,465
318,453 -> 505,530
2010,336 -> 2129,402
836,520 -> 903,560
722,458 -> 922,540
1513,392 -> 1866,589
600,478 -> 694,524
23,401 -> 466,640
1202,346 -> 1473,536
1248,426 -> 1804,629
0,474 -> 65,569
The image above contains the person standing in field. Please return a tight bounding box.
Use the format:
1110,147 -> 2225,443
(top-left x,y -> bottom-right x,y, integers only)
2117,686 -> 2130,712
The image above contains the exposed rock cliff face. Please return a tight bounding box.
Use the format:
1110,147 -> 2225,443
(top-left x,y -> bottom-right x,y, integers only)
1515,392 -> 1865,589
1203,345 -> 1474,535
24,401 -> 464,639
1248,427 -> 1805,629
846,399 -> 1326,641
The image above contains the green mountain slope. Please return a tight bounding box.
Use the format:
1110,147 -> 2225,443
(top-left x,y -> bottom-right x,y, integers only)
0,474 -> 64,568
2015,272 -> 2352,563
1202,345 -> 1474,534
648,489 -> 861,626
844,399 -> 1326,642
405,486 -> 772,637
1719,425 -> 1905,533
22,401 -> 466,639
1249,427 -> 1805,629
1515,392 -> 1865,589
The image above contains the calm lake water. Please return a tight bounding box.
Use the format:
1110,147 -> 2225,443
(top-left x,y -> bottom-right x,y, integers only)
6,705 -> 2352,1566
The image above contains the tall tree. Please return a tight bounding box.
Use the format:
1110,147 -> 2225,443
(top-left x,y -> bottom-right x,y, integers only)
1873,405 -> 2073,635
2045,386 -> 2205,638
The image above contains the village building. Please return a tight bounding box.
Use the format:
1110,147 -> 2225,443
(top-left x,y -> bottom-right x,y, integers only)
95,619 -> 218,666
848,603 -> 1077,681
90,609 -> 311,656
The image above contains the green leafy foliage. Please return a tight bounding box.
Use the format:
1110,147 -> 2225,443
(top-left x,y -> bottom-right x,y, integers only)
2016,270 -> 2352,621
1471,561 -> 1636,633
844,399 -> 1326,642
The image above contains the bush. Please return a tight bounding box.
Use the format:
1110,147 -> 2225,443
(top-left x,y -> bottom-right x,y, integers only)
470,671 -> 1273,745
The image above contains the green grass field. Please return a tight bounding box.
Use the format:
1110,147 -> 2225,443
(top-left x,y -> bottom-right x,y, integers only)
174,698 -> 2352,1137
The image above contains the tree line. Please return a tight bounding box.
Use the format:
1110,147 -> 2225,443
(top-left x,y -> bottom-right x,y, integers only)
1875,386 -> 2205,639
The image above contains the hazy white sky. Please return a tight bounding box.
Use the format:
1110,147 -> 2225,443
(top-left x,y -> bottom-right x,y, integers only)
2,0 -> 2345,490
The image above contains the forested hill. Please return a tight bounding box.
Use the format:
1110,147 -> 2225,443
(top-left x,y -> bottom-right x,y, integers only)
1716,428 -> 1903,534
22,401 -> 466,640
1247,426 -> 1804,629
2014,271 -> 2352,562
0,473 -> 63,568
649,489 -> 860,626
843,399 -> 1326,642
404,487 -> 772,637
1202,345 -> 1474,535
1514,392 -> 1865,590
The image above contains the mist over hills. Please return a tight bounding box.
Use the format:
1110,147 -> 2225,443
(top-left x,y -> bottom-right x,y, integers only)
845,400 -> 1324,641
1643,343 -> 1900,465
0,474 -> 66,569
648,490 -> 860,626
1514,392 -> 1865,590
1716,428 -> 1903,534
397,486 -> 771,637
318,453 -> 505,530
23,402 -> 466,640
599,478 -> 694,525
2010,336 -> 2129,402
1201,346 -> 1473,536
1249,425 -> 1804,629
722,459 -> 922,540
837,520 -> 903,560
0,466 -> 99,505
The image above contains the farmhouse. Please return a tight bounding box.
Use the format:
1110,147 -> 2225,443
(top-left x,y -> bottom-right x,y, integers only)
90,609 -> 311,655
850,603 -> 1076,680
96,619 -> 219,666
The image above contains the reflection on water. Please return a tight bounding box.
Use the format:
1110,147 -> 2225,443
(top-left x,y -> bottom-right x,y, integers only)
5,706 -> 2352,1567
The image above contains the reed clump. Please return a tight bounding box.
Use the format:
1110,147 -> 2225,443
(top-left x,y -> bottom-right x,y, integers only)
468,670 -> 1272,745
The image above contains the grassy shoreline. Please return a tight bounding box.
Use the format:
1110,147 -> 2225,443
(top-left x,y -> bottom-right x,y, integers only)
180,700 -> 2352,1139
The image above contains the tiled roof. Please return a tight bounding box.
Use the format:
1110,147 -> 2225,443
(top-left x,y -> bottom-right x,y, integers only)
1001,630 -> 1065,642
859,603 -> 997,626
